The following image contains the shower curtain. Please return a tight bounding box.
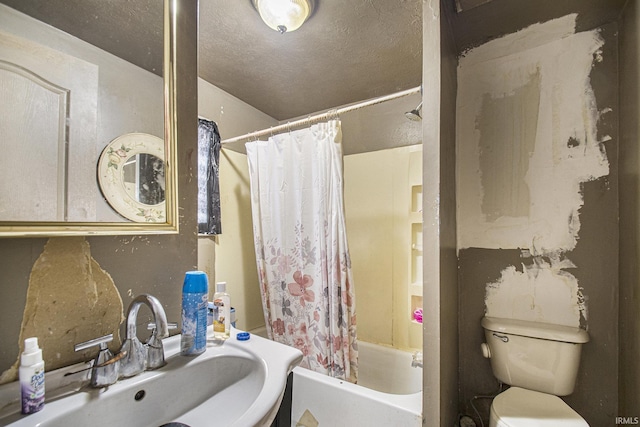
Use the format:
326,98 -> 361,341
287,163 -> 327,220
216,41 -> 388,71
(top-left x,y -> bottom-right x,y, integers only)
246,120 -> 358,382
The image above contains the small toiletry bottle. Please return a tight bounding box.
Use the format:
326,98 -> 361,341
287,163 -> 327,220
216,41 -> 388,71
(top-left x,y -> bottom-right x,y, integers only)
19,337 -> 45,414
181,271 -> 209,355
213,281 -> 231,340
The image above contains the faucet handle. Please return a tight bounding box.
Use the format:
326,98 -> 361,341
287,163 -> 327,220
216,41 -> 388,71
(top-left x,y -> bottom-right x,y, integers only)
147,322 -> 178,331
74,334 -> 119,387
74,334 -> 114,352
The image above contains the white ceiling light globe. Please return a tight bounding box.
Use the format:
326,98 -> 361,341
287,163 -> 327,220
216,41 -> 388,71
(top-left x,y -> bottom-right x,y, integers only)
253,0 -> 314,34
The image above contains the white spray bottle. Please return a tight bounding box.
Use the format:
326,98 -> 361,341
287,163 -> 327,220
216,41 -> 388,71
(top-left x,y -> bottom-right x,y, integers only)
19,337 -> 45,414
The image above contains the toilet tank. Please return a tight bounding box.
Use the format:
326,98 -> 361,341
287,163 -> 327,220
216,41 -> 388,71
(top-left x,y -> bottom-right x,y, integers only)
481,317 -> 589,396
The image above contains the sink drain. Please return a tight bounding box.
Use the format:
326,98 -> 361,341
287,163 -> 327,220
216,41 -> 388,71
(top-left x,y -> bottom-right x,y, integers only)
159,423 -> 191,427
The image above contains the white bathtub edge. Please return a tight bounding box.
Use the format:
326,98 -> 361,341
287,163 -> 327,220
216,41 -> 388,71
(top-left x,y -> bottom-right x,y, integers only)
292,366 -> 422,416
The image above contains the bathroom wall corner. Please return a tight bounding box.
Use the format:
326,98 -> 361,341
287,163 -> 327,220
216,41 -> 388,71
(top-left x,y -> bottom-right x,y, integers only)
422,0 -> 460,425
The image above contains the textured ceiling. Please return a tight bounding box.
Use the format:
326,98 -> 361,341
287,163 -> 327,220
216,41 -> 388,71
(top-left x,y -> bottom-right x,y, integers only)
198,0 -> 423,120
0,0 -> 627,121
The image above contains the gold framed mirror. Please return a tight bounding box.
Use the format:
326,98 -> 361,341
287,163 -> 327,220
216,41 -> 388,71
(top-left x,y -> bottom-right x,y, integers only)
0,0 -> 178,237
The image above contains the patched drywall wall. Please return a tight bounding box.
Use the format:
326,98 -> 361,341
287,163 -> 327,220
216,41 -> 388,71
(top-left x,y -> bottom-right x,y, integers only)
457,13 -> 609,338
456,15 -> 618,427
457,14 -> 609,255
0,238 -> 123,384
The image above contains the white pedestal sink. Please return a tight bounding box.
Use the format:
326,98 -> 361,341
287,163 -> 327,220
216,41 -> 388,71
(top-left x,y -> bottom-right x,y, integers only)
0,327 -> 302,427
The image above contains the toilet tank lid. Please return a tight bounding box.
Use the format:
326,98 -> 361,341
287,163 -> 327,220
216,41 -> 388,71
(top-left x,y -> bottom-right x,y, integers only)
482,317 -> 589,343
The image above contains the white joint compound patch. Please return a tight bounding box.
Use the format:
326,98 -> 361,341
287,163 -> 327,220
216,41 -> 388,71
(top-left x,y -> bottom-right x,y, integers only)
485,257 -> 586,327
456,14 -> 610,254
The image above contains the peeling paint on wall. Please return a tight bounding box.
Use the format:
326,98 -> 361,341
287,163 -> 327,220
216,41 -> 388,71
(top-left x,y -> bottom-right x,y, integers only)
0,237 -> 123,384
456,15 -> 613,332
457,15 -> 610,254
485,255 -> 586,328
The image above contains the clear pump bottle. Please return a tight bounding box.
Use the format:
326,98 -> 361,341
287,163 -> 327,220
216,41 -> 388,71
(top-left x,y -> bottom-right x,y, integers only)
213,281 -> 231,340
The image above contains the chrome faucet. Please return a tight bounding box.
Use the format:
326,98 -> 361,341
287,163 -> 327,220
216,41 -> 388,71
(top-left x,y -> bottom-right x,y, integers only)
119,294 -> 169,378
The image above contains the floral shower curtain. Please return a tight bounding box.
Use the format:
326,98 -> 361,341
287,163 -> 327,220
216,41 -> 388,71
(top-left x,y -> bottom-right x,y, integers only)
246,120 -> 358,382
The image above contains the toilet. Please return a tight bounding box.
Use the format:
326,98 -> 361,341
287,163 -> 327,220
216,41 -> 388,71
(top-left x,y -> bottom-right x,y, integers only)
481,316 -> 590,427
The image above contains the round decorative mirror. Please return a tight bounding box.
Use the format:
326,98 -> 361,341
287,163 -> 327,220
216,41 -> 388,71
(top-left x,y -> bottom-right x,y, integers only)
98,133 -> 166,222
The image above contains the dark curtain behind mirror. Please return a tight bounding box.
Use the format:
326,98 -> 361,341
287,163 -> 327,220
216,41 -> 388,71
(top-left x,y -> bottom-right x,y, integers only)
198,118 -> 221,234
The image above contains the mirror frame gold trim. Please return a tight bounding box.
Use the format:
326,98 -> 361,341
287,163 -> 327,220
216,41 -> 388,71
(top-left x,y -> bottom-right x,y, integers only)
0,0 -> 179,237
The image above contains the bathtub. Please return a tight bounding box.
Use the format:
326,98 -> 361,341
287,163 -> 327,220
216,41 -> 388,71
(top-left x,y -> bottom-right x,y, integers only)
290,341 -> 422,426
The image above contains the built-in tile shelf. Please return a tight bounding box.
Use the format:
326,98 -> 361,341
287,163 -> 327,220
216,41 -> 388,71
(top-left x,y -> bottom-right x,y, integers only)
407,148 -> 424,350
408,175 -> 423,347
411,185 -> 423,214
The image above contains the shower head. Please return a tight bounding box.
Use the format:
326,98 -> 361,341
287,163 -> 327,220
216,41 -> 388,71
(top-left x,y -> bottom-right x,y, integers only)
405,102 -> 422,121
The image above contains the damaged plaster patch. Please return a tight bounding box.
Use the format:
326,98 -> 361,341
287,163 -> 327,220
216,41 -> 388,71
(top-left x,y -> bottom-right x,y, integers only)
0,237 -> 123,384
455,16 -> 611,330
456,15 -> 610,253
485,256 -> 586,328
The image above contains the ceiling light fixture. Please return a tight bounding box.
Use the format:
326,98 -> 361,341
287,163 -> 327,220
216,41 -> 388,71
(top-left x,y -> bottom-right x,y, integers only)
252,0 -> 315,34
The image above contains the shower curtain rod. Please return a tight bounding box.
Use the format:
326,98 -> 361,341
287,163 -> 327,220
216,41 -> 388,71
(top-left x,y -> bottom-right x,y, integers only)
220,86 -> 421,145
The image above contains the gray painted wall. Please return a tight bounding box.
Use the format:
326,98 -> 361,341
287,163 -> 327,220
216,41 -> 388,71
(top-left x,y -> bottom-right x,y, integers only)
619,0 -> 640,417
422,0 -> 460,425
439,1 -> 459,425
0,0 -> 198,375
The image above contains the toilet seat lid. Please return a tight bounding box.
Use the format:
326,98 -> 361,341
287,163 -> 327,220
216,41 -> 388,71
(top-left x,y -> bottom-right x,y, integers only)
492,387 -> 588,427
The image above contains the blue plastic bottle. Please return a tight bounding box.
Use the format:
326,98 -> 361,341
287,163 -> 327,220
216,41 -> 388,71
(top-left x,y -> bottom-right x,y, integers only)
180,271 -> 209,355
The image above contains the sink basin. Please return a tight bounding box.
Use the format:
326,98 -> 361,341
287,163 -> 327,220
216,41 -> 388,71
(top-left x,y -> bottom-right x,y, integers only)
0,327 -> 302,427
